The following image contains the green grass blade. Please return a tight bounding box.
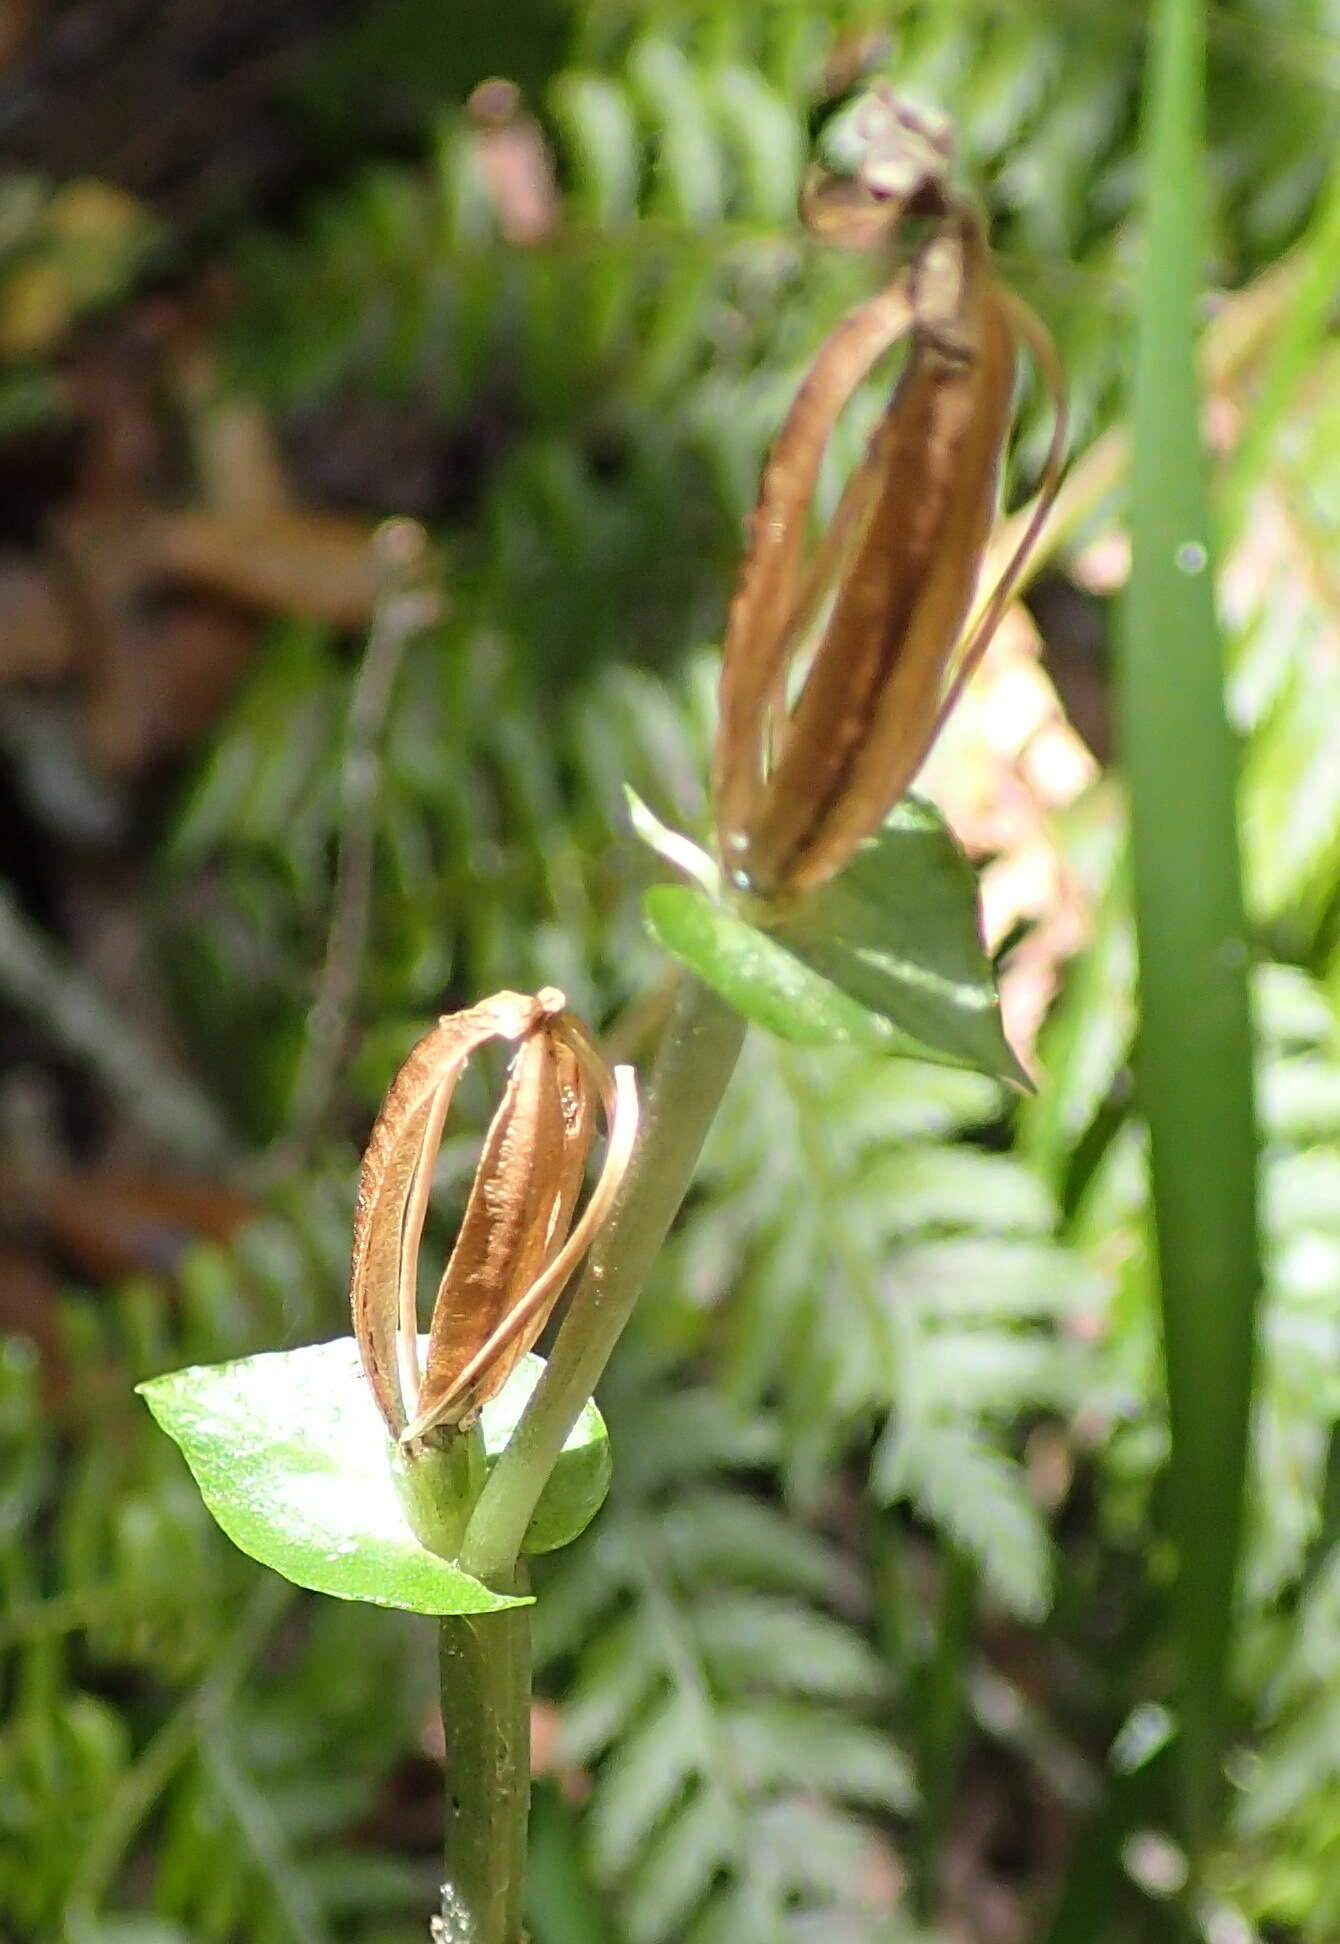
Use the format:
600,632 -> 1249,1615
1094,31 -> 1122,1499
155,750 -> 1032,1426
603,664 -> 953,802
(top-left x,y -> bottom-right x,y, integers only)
1122,0 -> 1263,1856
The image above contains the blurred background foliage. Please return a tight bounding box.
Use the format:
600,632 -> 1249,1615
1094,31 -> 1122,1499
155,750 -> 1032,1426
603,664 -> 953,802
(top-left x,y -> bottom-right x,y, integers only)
2,1 -> 1339,1940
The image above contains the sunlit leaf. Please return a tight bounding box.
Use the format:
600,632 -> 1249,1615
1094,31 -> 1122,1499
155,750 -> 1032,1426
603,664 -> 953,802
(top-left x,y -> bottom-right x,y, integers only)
139,1341 -> 610,1613
774,799 -> 1028,1088
644,883 -> 903,1051
644,799 -> 1024,1084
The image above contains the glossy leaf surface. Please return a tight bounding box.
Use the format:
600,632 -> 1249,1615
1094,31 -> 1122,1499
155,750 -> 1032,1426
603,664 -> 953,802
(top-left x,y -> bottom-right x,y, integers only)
775,799 -> 1027,1087
646,799 -> 1022,1084
139,1340 -> 609,1612
645,883 -> 907,1051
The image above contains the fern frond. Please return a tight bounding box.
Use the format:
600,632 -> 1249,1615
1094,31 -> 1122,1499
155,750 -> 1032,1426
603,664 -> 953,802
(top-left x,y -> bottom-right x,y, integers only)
875,1419 -> 1052,1622
533,1378 -> 907,1941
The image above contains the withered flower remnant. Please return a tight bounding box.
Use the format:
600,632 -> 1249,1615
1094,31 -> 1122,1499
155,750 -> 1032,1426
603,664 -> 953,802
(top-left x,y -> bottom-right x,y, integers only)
713,87 -> 1067,903
350,989 -> 637,1448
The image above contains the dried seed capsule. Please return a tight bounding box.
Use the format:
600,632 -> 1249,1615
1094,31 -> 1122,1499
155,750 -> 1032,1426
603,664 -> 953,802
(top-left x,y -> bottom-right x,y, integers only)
414,1024 -> 593,1432
712,274 -> 916,857
349,989 -> 637,1445
743,216 -> 1016,896
712,100 -> 1066,904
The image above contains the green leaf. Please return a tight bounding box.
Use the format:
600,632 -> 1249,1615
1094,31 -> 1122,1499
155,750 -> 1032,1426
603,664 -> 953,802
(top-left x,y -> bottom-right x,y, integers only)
644,800 -> 1024,1085
774,800 -> 1028,1088
138,1341 -> 611,1614
1124,0 -> 1262,1846
877,1419 -> 1051,1621
644,884 -> 901,1051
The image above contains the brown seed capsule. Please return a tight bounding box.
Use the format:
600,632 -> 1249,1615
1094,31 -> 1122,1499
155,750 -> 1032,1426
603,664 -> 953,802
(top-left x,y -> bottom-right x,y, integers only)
713,100 -> 1066,903
712,274 -> 917,860
349,989 -> 637,1445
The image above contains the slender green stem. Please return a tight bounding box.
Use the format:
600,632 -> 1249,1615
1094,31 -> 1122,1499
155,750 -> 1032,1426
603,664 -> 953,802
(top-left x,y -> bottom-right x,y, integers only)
911,1547 -> 976,1924
868,1504 -> 916,1689
394,1422 -> 488,1560
200,1722 -> 330,1944
1038,1737 -> 1184,1944
459,974 -> 746,1587
525,1787 -> 619,1944
437,1589 -> 532,1944
442,974 -> 743,1938
269,521 -> 438,1179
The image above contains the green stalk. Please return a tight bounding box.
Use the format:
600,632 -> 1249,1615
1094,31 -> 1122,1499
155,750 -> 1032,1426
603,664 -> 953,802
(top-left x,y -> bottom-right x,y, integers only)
437,1593 -> 532,1944
394,1423 -> 488,1561
1123,0 -> 1261,1856
442,975 -> 743,1936
525,1787 -> 619,1944
911,1548 -> 976,1924
460,974 -> 746,1588
1038,1740 -> 1185,1944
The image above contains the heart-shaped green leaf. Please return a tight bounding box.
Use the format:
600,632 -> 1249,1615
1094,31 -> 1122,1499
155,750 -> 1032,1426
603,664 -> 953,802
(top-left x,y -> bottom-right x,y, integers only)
645,800 -> 1024,1085
138,1340 -> 610,1614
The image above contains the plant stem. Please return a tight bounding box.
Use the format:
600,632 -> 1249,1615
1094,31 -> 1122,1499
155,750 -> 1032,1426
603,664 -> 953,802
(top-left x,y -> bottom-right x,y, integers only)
459,973 -> 746,1587
525,1786 -> 620,1944
269,519 -> 439,1179
912,1547 -> 976,1923
395,1422 -> 488,1560
437,1589 -> 532,1944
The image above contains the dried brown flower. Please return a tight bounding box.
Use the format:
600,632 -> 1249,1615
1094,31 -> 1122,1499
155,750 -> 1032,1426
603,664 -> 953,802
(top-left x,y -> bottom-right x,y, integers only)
350,989 -> 637,1446
713,89 -> 1066,903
